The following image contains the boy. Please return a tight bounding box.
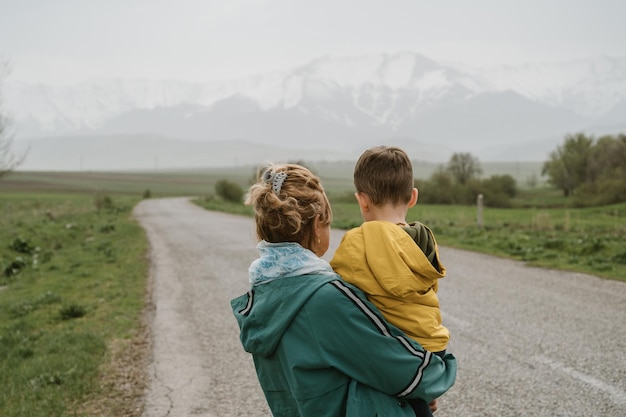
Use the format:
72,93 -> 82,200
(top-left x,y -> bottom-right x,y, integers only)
330,146 -> 449,417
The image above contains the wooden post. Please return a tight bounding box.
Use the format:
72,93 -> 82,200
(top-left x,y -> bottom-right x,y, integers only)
477,194 -> 484,228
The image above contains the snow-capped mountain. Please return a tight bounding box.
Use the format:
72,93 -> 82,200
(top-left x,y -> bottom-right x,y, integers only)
6,52 -> 626,164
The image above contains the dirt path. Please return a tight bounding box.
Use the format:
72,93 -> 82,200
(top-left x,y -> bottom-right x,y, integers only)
134,197 -> 626,417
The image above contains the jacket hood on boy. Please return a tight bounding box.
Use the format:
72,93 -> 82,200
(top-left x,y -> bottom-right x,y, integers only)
331,221 -> 445,299
331,220 -> 449,351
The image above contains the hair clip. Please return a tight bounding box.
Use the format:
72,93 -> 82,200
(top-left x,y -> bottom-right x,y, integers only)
262,170 -> 287,194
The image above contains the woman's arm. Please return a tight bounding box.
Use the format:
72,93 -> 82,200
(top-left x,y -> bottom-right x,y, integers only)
304,279 -> 457,403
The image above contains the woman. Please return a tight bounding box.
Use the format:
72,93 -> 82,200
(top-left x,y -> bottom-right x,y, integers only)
231,164 -> 457,417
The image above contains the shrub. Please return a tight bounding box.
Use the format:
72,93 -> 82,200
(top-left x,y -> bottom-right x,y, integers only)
3,256 -> 27,277
415,170 -> 457,204
416,173 -> 479,205
94,193 -> 114,212
483,175 -> 517,198
480,175 -> 516,207
576,177 -> 626,206
612,251 -> 626,265
9,238 -> 38,255
482,191 -> 514,208
59,304 -> 87,320
215,179 -> 244,203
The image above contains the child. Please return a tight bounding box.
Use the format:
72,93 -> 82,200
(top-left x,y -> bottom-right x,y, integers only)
330,146 -> 449,417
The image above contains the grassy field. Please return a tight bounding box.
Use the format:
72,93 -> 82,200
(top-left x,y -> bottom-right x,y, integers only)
1,159 -> 544,197
6,166 -> 617,281
196,189 -> 626,282
0,170 -> 221,197
351,201 -> 625,281
0,164 -> 622,415
0,192 -> 147,416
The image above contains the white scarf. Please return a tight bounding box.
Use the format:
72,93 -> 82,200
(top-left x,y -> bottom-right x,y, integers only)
248,241 -> 336,285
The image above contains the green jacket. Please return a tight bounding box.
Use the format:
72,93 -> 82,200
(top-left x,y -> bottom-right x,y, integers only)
231,273 -> 457,417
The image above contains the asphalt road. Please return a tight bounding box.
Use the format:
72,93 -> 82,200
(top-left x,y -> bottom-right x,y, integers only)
134,197 -> 626,417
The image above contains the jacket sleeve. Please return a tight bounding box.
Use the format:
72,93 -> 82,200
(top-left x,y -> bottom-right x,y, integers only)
303,279 -> 457,402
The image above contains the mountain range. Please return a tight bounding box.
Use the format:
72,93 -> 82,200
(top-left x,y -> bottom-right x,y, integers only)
6,52 -> 626,170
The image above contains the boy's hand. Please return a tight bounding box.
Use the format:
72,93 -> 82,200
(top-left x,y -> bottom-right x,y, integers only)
429,399 -> 438,413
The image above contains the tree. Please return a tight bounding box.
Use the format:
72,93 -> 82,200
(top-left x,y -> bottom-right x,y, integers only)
0,61 -> 25,177
577,134 -> 626,205
541,133 -> 593,197
446,152 -> 482,185
587,134 -> 626,182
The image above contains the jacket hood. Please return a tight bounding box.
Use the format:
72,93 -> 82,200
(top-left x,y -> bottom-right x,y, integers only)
330,220 -> 449,350
331,221 -> 445,298
231,273 -> 337,357
232,241 -> 338,357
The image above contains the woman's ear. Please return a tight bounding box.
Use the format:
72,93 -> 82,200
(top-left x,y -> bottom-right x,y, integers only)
312,214 -> 321,239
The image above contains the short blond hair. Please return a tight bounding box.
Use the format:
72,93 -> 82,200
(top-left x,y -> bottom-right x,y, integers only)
246,164 -> 332,250
353,146 -> 414,206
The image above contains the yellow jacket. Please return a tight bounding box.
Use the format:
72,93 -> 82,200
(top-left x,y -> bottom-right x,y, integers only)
330,220 -> 449,352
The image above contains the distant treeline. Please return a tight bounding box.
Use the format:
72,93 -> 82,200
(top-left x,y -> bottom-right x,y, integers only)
413,133 -> 626,208
415,152 -> 518,207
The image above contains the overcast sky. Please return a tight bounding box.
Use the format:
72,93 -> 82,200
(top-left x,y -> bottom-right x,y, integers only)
2,0 -> 626,85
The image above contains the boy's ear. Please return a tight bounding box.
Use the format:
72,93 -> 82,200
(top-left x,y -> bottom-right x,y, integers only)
354,192 -> 370,211
408,187 -> 418,208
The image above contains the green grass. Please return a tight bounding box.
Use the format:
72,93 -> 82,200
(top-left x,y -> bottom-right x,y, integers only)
339,201 -> 626,281
195,195 -> 626,282
0,192 -> 147,416
10,167 -> 618,281
2,159 -> 545,199
0,170 -> 225,197
420,203 -> 626,281
0,166 -> 622,415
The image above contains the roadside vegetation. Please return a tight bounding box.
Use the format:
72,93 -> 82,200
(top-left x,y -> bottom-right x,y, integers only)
0,192 -> 148,416
0,132 -> 624,415
197,190 -> 626,282
196,136 -> 626,282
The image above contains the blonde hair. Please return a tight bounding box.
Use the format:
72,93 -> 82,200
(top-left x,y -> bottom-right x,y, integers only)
353,146 -> 414,206
246,164 -> 332,250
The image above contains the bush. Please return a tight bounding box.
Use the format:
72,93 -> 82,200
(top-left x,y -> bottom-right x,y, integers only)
3,256 -> 27,277
9,238 -> 38,255
93,193 -> 114,212
415,171 -> 457,204
575,177 -> 626,206
482,175 -> 517,198
416,172 -> 517,207
416,173 -> 479,205
215,179 -> 244,203
482,191 -> 514,208
59,304 -> 87,320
